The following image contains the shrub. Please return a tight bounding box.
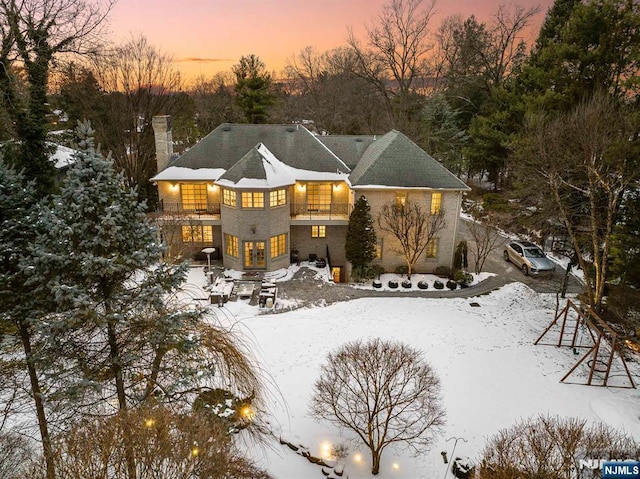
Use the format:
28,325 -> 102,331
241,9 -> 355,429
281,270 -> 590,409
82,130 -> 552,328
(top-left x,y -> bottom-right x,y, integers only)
454,270 -> 473,286
452,456 -> 475,479
394,264 -> 409,275
401,280 -> 412,288
417,281 -> 429,290
434,266 -> 452,278
482,192 -> 510,212
433,280 -> 444,290
369,264 -> 386,279
388,280 -> 398,289
479,415 -> 639,479
446,280 -> 457,290
372,280 -> 382,289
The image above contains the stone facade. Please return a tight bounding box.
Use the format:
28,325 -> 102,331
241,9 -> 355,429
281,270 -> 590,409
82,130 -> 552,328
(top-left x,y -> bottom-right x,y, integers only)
151,120 -> 469,280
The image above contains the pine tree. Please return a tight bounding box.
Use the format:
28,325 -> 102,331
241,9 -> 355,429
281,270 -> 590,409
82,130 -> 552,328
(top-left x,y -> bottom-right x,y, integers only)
345,195 -> 377,279
0,162 -> 57,479
22,122 -> 263,478
232,54 -> 275,124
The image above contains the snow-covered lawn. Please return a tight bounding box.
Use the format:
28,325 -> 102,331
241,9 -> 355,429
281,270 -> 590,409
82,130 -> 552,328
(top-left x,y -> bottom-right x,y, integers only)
184,268 -> 640,479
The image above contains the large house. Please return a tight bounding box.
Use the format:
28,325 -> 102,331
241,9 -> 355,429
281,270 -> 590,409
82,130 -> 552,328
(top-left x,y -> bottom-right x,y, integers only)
151,116 -> 470,281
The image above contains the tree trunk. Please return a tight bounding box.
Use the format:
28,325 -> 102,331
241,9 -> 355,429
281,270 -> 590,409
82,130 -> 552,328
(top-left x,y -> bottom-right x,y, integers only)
107,319 -> 136,479
371,449 -> 381,475
19,321 -> 55,479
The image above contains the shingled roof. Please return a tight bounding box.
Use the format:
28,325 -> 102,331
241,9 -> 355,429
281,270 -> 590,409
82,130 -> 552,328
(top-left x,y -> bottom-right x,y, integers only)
317,135 -> 377,169
216,143 -> 295,189
349,130 -> 470,190
170,123 -> 350,174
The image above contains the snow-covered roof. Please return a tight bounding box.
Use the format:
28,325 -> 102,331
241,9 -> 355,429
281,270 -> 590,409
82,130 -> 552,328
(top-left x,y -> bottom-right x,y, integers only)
216,143 -> 296,189
49,143 -> 77,169
150,166 -> 226,182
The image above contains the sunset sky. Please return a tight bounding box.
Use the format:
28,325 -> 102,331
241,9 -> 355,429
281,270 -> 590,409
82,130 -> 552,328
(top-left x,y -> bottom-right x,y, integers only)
109,0 -> 556,84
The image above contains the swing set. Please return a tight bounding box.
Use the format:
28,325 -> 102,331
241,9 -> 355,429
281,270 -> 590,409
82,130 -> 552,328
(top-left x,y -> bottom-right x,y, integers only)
534,299 -> 635,388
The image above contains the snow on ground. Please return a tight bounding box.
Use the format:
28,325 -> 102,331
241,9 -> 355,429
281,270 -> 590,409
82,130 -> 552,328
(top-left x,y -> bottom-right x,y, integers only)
183,267 -> 640,479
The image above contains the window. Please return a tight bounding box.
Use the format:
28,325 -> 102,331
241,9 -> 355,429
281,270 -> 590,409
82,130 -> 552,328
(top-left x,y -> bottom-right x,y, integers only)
311,225 -> 326,238
224,234 -> 239,257
396,192 -> 407,208
222,189 -> 236,207
430,192 -> 442,215
375,240 -> 383,259
307,183 -> 331,211
181,184 -> 207,211
270,189 -> 286,207
426,238 -> 438,258
242,192 -> 264,208
270,233 -> 287,258
181,225 -> 213,243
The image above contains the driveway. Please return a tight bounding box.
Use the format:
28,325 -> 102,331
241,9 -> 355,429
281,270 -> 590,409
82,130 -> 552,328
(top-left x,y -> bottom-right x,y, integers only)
273,218 -> 584,309
457,218 -> 584,295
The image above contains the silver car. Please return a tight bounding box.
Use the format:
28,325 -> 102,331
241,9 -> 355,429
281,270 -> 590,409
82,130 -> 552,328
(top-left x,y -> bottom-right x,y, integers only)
503,241 -> 556,276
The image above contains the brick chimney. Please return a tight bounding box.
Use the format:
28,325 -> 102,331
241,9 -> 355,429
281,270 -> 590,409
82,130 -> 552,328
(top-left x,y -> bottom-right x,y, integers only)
152,115 -> 173,173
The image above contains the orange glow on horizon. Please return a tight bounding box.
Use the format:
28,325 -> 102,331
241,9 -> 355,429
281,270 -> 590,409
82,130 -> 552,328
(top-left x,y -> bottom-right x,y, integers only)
109,0 -> 555,84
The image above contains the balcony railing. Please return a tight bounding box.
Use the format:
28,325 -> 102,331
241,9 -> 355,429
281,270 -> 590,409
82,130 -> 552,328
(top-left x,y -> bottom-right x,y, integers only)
156,201 -> 351,221
157,201 -> 221,217
290,203 -> 351,220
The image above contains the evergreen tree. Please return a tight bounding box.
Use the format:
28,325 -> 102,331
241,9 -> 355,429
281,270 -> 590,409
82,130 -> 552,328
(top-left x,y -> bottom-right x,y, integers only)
0,162 -> 57,479
22,122 -> 263,478
232,54 -> 275,124
345,195 -> 377,279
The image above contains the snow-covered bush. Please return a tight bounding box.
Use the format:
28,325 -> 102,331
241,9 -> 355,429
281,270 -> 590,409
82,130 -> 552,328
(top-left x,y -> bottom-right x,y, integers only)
452,456 -> 475,478
402,280 -> 412,288
433,280 -> 444,290
446,280 -> 458,290
388,280 -> 399,289
417,280 -> 429,290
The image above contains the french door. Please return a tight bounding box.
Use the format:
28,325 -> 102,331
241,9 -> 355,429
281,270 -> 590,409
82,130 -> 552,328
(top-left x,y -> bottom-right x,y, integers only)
244,241 -> 266,269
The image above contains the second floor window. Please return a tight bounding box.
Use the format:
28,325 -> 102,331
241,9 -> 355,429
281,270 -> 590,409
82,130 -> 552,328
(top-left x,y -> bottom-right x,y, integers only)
307,183 -> 331,211
182,225 -> 212,243
181,184 -> 207,211
242,192 -> 264,208
396,192 -> 406,208
431,192 -> 442,215
270,189 -> 286,207
222,189 -> 236,207
311,225 -> 326,238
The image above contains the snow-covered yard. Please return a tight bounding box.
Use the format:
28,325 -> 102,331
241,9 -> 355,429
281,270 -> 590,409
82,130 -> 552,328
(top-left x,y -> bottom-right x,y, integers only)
184,268 -> 640,479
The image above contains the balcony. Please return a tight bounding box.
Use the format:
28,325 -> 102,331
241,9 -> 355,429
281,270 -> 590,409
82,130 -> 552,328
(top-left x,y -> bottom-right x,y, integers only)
290,203 -> 351,221
156,200 -> 221,219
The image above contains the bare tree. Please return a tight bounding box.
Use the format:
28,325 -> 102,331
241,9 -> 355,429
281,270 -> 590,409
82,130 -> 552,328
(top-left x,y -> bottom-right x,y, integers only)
479,414 -> 639,479
525,93 -> 639,311
311,338 -> 445,475
54,405 -> 273,479
377,201 -> 446,278
0,0 -> 114,197
465,217 -> 503,274
348,0 -> 436,124
283,46 -> 384,133
90,35 -> 190,204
